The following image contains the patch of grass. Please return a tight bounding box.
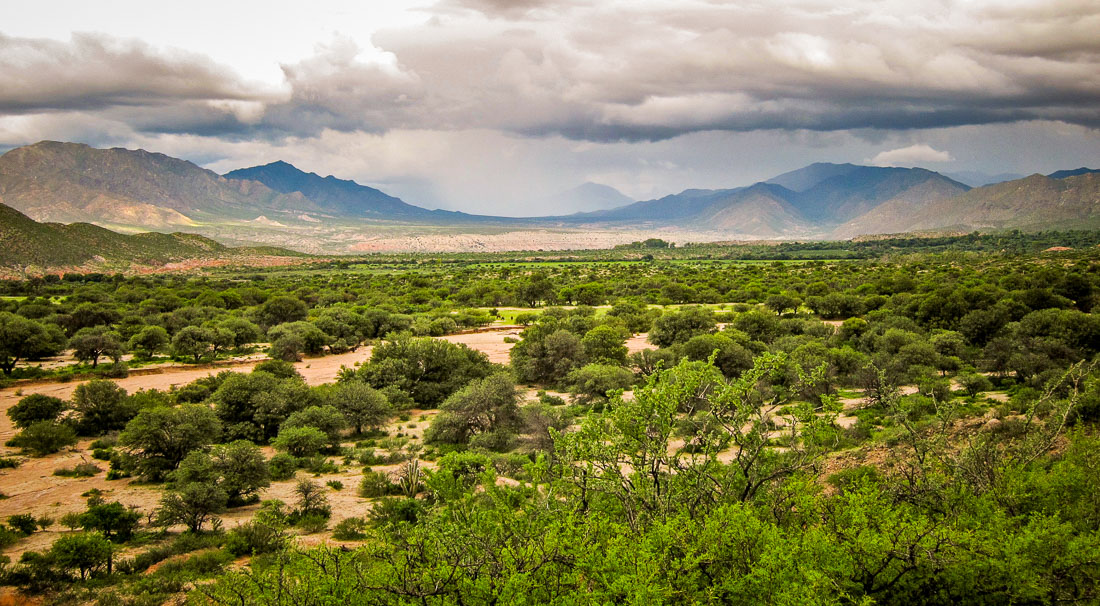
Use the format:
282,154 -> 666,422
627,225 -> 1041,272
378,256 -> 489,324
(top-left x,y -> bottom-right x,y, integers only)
54,462 -> 102,477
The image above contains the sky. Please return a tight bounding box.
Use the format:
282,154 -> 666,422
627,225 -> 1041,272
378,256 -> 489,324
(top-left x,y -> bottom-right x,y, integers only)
1,0 -> 1098,216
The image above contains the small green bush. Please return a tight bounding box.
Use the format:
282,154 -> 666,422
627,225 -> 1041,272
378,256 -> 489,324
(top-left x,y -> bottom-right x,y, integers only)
268,453 -> 298,481
224,517 -> 288,557
359,470 -> 396,498
53,462 -> 102,478
8,514 -> 38,535
332,516 -> 368,540
369,497 -> 424,526
294,512 -> 328,534
8,421 -> 78,456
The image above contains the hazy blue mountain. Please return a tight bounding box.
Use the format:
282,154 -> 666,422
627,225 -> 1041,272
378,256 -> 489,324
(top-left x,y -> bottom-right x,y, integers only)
1048,167 -> 1100,180
945,170 -> 1026,187
563,164 -> 969,236
765,163 -> 863,192
538,182 -> 635,215
226,161 -> 435,219
784,166 -> 969,224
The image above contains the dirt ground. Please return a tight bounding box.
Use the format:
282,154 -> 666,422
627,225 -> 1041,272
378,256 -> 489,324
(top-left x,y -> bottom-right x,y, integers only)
0,327 -> 653,560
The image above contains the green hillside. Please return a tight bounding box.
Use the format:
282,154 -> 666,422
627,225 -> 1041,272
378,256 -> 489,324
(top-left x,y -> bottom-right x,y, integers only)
0,202 -> 303,269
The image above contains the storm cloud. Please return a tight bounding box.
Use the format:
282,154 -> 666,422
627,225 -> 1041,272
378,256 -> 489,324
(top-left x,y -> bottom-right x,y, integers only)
3,1 -> 1099,142
0,0 -> 1097,213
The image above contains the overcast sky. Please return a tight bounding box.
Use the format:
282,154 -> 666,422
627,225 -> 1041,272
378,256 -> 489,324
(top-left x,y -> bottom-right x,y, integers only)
1,0 -> 1098,215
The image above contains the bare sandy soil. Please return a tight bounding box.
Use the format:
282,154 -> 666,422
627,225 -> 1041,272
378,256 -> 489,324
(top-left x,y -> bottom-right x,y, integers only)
441,328 -> 523,364
347,229 -> 714,254
626,333 -> 654,354
0,326 -> 628,559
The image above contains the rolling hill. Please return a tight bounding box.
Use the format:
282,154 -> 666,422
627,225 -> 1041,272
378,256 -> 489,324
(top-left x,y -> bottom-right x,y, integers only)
0,201 -> 301,270
892,172 -> 1100,232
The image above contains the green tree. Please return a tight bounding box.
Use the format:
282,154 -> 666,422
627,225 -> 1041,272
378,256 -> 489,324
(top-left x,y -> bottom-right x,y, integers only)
566,363 -> 635,403
217,317 -> 263,349
0,312 -> 67,375
7,393 -> 66,429
70,326 -> 125,368
171,326 -> 217,362
357,337 -> 495,408
268,321 -> 331,359
272,426 -> 328,457
425,372 -> 522,446
282,405 -> 346,450
211,371 -> 315,443
312,307 -> 367,351
511,325 -> 587,385
127,325 -> 169,359
316,381 -> 392,435
253,296 -> 309,330
958,371 -> 994,398
71,380 -> 135,435
517,273 -> 555,307
765,293 -> 802,316
156,481 -> 227,533
78,501 -> 140,543
118,404 -> 222,480
292,478 -> 331,519
582,324 -> 630,365
174,441 -> 270,506
648,307 -> 716,348
49,532 -> 113,580
678,333 -> 755,378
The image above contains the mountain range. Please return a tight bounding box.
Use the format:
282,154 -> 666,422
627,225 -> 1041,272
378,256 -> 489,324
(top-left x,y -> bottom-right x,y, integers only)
0,140 -> 1096,256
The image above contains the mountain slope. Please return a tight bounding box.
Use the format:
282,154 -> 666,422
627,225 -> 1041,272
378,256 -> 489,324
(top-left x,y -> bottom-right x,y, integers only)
898,173 -> 1100,231
0,141 -> 316,226
224,161 -> 437,219
765,163 -> 864,192
558,165 -> 967,237
0,201 -> 299,268
784,166 -> 970,224
690,184 -> 809,236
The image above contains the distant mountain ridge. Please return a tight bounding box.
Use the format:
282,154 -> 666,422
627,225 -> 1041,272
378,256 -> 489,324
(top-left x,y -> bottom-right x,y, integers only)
0,141 -> 1097,247
1048,167 -> 1100,180
225,161 -> 441,220
224,160 -> 515,225
533,182 -> 635,216
946,171 -> 1026,187
556,163 -> 972,238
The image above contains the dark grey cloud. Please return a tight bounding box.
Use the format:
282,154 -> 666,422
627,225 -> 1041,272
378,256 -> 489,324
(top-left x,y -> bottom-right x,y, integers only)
1,1 -> 1097,144
263,0 -> 1099,141
0,32 -> 260,113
